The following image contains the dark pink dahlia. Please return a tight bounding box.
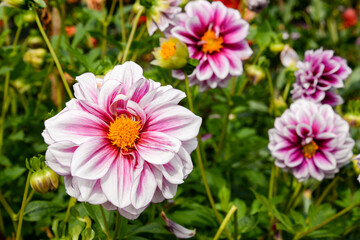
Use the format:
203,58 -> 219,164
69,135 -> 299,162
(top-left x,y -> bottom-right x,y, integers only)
268,99 -> 354,182
171,0 -> 252,91
291,48 -> 352,106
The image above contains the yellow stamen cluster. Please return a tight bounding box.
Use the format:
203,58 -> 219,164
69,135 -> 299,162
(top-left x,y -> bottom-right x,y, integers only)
159,41 -> 176,60
107,116 -> 141,151
201,29 -> 224,54
302,140 -> 318,159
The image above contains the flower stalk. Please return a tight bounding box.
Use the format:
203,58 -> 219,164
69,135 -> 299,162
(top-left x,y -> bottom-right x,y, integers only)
213,205 -> 238,240
32,6 -> 74,99
15,172 -> 31,240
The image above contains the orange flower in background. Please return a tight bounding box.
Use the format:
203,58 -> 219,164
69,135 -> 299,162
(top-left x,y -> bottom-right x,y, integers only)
213,0 -> 240,9
65,26 -> 76,37
86,0 -> 103,10
343,8 -> 358,28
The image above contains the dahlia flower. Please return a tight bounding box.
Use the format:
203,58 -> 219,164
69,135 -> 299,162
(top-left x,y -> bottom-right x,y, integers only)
291,48 -> 352,106
134,0 -> 182,36
268,99 -> 354,182
42,62 -> 201,219
171,0 -> 253,91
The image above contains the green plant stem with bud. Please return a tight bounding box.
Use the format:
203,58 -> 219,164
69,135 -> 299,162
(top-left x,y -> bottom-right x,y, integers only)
285,182 -> 302,212
15,172 -> 31,240
315,176 -> 339,206
32,6 -> 74,99
11,22 -> 23,56
121,8 -> 143,63
214,205 -> 238,240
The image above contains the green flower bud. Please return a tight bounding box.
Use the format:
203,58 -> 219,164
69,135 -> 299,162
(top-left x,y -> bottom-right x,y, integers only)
272,96 -> 287,116
1,0 -> 28,9
23,48 -> 47,69
30,169 -> 51,194
269,43 -> 284,53
151,37 -> 189,70
27,36 -> 43,48
22,11 -> 35,23
344,113 -> 360,128
245,65 -> 265,85
30,168 -> 59,193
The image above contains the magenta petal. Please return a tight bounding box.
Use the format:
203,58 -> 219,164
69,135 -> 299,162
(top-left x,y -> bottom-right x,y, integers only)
292,161 -> 309,182
310,113 -> 326,135
45,141 -> 78,175
98,80 -> 122,113
296,123 -> 312,138
145,105 -> 202,141
71,138 -> 118,180
101,154 -> 134,208
313,150 -> 336,171
222,20 -> 249,44
284,148 -> 304,168
208,53 -> 230,79
74,73 -> 98,104
184,1 -> 211,28
45,110 -> 108,145
307,158 -> 325,181
196,60 -> 213,81
137,131 -> 181,164
131,163 -> 157,209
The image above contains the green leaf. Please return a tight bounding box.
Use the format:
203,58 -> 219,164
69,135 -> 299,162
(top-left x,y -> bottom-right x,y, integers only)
0,155 -> 11,167
82,203 -> 109,237
0,166 -> 26,187
255,21 -> 274,49
127,222 -> 170,236
24,201 -> 64,221
67,47 -> 92,71
231,199 -> 247,219
307,204 -> 336,229
251,189 -> 294,233
82,228 -> 96,240
0,66 -> 13,75
218,186 -> 231,212
33,0 -> 47,8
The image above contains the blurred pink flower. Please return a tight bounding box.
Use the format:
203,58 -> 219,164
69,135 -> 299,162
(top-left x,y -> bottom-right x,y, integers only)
268,99 -> 354,182
280,44 -> 298,68
291,48 -> 352,106
135,0 -> 182,36
43,62 -> 201,219
171,0 -> 252,91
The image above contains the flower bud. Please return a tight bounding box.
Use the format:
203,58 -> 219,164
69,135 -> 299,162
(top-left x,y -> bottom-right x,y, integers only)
246,0 -> 269,13
151,37 -> 189,70
269,43 -> 284,53
1,0 -> 28,9
22,11 -> 35,23
27,36 -> 43,48
30,168 -> 59,193
344,113 -> 360,128
245,64 -> 265,85
280,44 -> 298,69
23,48 -> 47,69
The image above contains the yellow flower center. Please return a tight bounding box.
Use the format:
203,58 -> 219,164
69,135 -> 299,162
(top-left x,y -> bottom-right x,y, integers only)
302,140 -> 318,159
107,116 -> 141,151
159,41 -> 176,60
201,29 -> 224,54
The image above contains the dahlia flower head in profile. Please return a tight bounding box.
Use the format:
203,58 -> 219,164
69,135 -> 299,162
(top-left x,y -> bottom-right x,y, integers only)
134,0 -> 182,36
268,99 -> 354,182
170,0 -> 253,91
291,48 -> 352,106
42,62 -> 202,220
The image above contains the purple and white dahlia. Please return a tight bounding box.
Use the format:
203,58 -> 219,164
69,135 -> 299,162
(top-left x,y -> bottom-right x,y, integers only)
291,48 -> 352,106
171,0 -> 253,91
268,99 -> 354,182
42,62 -> 202,219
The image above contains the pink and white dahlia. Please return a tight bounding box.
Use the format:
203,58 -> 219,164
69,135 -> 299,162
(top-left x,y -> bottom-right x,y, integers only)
268,99 -> 354,182
42,62 -> 201,219
171,0 -> 253,91
135,0 -> 182,36
291,48 -> 352,106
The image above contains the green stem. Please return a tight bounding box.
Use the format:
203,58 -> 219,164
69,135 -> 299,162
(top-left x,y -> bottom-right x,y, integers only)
99,205 -> 111,240
268,165 -> 276,200
112,211 -> 121,239
101,0 -> 118,58
295,202 -> 360,239
237,76 -> 249,96
15,172 -> 31,240
252,48 -> 264,65
0,72 -> 10,156
24,190 -> 35,207
282,80 -> 291,102
120,0 -> 126,42
184,73 -> 222,225
266,69 -> 275,115
215,106 -> 231,161
2,8 -> 10,46
214,205 -> 238,240
0,191 -> 17,221
315,176 -> 339,206
33,7 -> 74,99
11,23 -> 23,55
285,182 -> 302,212
121,8 -> 143,63
62,197 -> 77,237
